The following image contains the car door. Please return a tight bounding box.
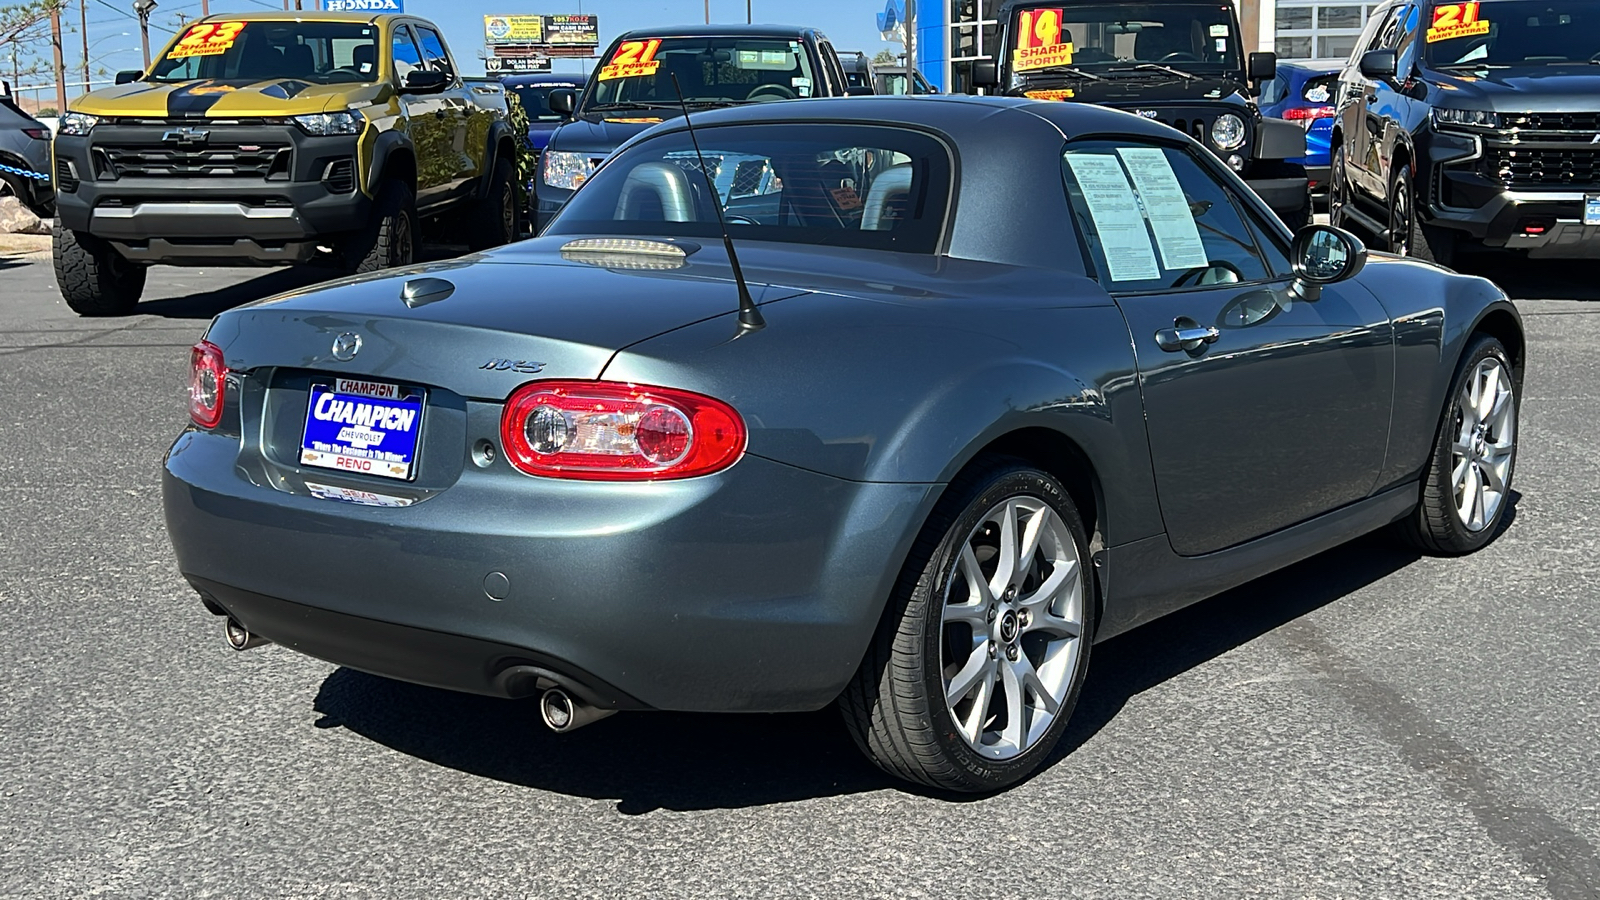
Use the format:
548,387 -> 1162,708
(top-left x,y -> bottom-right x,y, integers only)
414,25 -> 479,196
1338,3 -> 1393,198
1356,4 -> 1409,200
1062,138 -> 1394,556
392,24 -> 451,208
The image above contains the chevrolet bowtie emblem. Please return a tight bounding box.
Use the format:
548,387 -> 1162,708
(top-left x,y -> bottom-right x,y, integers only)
162,126 -> 210,145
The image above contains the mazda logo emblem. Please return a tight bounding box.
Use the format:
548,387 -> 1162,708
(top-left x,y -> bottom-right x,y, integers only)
331,332 -> 362,361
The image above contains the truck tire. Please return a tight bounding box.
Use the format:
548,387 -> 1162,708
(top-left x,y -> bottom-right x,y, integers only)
345,179 -> 417,275
1388,163 -> 1457,268
464,157 -> 518,251
53,224 -> 146,317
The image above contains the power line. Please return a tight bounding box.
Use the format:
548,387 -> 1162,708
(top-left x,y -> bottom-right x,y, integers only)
90,0 -> 177,34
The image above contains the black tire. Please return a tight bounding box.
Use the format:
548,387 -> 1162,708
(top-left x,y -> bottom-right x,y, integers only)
464,157 -> 518,251
1388,163 -> 1457,267
345,178 -> 417,275
1393,334 -> 1519,555
840,458 -> 1095,793
1328,142 -> 1354,235
52,224 -> 146,317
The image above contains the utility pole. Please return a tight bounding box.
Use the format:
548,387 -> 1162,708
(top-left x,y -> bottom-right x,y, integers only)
50,6 -> 67,114
746,1 -> 751,23
703,0 -> 708,24
201,0 -> 208,16
134,0 -> 157,69
80,0 -> 89,95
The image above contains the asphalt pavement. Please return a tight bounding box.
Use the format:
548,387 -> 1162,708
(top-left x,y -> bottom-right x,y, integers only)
1,245 -> 1597,899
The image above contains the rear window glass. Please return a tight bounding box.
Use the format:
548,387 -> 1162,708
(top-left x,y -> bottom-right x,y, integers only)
546,124 -> 952,254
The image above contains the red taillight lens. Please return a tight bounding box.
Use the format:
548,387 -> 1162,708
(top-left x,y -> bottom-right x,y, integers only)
1284,106 -> 1335,121
22,127 -> 49,141
500,381 -> 746,481
188,340 -> 227,428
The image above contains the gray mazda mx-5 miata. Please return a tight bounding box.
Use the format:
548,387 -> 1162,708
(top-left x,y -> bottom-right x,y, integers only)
163,95 -> 1524,792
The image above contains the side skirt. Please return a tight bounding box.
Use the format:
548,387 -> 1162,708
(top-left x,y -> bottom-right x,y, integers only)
1094,482 -> 1417,641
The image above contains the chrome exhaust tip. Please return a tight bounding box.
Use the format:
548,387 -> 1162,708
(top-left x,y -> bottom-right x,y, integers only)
224,618 -> 270,651
539,687 -> 616,733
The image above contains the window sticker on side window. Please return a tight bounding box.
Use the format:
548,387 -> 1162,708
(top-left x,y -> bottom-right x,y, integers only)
1116,148 -> 1208,270
1065,154 -> 1160,281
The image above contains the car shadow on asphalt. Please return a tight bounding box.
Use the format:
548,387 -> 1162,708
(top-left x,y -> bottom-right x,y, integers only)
309,496 -> 1520,813
135,267 -> 334,320
1459,257 -> 1593,301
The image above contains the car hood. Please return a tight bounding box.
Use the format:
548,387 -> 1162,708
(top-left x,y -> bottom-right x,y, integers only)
1012,75 -> 1252,107
525,121 -> 562,151
71,78 -> 391,118
546,114 -> 669,156
1425,66 -> 1600,111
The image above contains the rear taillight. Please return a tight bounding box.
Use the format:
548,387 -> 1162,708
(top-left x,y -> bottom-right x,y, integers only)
1284,106 -> 1336,129
189,340 -> 227,428
22,127 -> 49,141
501,381 -> 745,481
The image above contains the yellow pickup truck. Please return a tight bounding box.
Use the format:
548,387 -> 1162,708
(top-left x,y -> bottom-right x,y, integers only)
52,12 -> 519,315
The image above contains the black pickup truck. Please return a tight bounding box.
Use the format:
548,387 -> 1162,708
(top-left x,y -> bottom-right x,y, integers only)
973,0 -> 1310,227
534,24 -> 867,230
1330,0 -> 1600,266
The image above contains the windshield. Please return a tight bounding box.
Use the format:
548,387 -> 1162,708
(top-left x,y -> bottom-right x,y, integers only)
510,85 -> 575,121
149,21 -> 379,84
546,124 -> 950,254
1424,0 -> 1598,66
1005,3 -> 1241,80
583,37 -> 817,112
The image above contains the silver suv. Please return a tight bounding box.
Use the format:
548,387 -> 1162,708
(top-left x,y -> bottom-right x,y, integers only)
0,80 -> 53,216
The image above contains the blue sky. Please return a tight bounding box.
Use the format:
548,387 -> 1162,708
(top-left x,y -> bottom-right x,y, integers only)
40,0 -> 897,98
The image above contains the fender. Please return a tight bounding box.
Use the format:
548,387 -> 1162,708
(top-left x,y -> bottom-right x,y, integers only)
367,130 -> 415,195
474,119 -> 517,200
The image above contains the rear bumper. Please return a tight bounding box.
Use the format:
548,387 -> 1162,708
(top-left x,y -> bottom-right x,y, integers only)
163,427 -> 937,713
189,575 -> 646,709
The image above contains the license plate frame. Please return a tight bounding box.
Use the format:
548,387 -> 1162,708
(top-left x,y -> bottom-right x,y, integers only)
1585,194 -> 1600,227
300,378 -> 425,482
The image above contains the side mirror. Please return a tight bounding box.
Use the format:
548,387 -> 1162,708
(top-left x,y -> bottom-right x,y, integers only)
114,70 -> 142,85
548,88 -> 576,116
1247,51 -> 1277,84
971,59 -> 999,89
1359,48 -> 1397,80
1290,224 -> 1367,300
402,69 -> 449,93
845,85 -> 875,96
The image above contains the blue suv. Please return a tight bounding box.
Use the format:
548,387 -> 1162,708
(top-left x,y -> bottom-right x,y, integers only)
1258,59 -> 1341,196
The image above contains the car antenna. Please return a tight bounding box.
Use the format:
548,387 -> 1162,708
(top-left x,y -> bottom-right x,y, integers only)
669,72 -> 765,334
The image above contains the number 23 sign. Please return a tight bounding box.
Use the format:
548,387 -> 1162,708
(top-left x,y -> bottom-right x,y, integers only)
167,21 -> 246,58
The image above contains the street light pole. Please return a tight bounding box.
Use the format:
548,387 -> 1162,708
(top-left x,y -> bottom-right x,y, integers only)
80,0 -> 89,95
133,0 -> 158,69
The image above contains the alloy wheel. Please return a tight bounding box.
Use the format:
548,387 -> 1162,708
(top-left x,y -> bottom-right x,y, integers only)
1451,357 -> 1516,531
940,496 -> 1085,760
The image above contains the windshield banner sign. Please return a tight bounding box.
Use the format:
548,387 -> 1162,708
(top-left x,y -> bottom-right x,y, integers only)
1426,2 -> 1490,41
1014,8 -> 1074,71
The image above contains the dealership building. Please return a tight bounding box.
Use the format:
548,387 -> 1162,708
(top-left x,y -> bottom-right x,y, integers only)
888,0 -> 1369,92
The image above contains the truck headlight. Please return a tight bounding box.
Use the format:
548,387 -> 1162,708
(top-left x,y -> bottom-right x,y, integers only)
292,112 -> 364,136
1432,107 -> 1500,130
57,111 -> 99,136
542,151 -> 597,190
1211,113 -> 1246,151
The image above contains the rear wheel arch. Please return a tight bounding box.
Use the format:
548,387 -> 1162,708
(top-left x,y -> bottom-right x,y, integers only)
916,426 -> 1109,634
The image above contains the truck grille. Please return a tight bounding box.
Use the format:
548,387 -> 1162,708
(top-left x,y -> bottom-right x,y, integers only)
1481,145 -> 1600,188
1501,112 -> 1600,138
98,142 -> 292,179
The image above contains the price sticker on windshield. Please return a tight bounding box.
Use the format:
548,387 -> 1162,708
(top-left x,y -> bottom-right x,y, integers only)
1013,8 -> 1074,71
1024,88 -> 1077,101
1426,2 -> 1490,42
599,39 -> 663,80
167,21 -> 245,58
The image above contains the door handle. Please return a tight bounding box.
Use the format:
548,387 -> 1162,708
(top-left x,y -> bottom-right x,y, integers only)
1155,321 -> 1221,352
